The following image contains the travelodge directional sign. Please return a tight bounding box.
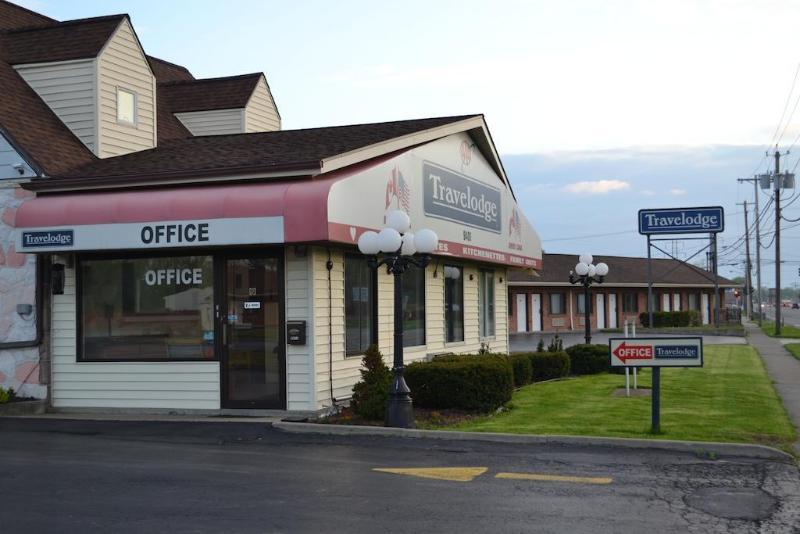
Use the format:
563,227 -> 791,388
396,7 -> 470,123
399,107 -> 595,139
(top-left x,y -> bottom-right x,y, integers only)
609,337 -> 703,367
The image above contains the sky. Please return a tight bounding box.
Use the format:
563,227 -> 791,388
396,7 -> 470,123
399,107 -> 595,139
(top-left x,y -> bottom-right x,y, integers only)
17,0 -> 800,290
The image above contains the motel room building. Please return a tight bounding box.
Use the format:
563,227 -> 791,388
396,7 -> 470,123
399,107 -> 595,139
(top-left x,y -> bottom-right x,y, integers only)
508,253 -> 738,334
0,2 -> 542,414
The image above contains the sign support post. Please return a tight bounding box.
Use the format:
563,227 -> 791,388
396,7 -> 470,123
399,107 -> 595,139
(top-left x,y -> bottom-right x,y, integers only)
651,367 -> 660,433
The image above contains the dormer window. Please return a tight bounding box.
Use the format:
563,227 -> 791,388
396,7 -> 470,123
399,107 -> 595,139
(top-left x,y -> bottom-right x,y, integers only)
116,88 -> 137,126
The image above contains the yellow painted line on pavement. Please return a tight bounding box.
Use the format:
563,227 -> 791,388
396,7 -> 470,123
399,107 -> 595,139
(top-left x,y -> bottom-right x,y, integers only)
372,467 -> 488,482
495,472 -> 613,485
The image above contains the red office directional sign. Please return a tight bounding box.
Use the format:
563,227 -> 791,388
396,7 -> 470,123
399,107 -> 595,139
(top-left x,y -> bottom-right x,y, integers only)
609,337 -> 703,368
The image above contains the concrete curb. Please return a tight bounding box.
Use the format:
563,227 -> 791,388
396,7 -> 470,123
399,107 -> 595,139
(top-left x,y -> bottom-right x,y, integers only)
272,421 -> 795,462
0,400 -> 46,416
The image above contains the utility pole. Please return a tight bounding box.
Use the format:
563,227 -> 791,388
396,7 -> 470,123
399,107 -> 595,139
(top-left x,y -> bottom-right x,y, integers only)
774,150 -> 782,336
737,200 -> 753,319
738,176 -> 763,325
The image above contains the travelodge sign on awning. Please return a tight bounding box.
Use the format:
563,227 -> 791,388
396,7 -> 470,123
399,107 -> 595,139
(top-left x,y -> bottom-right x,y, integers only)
326,133 -> 542,269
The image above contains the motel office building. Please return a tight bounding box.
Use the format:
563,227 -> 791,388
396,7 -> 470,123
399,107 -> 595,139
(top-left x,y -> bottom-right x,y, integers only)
508,253 -> 737,334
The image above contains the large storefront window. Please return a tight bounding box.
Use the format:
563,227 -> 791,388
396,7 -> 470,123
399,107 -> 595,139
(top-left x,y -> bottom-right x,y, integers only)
80,256 -> 214,361
444,265 -> 464,343
345,255 -> 376,355
479,270 -> 495,338
402,267 -> 426,347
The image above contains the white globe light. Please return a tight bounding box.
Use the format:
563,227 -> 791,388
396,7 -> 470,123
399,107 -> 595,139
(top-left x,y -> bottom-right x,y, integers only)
377,227 -> 402,253
595,262 -> 609,277
579,253 -> 593,265
385,210 -> 411,234
575,262 -> 589,276
401,232 -> 416,256
587,264 -> 597,277
414,228 -> 438,254
357,231 -> 380,255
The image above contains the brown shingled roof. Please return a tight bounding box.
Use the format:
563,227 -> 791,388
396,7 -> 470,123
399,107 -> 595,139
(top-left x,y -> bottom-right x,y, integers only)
0,0 -> 55,31
147,55 -> 194,83
1,14 -> 124,65
509,253 -> 737,287
28,115 -> 479,189
159,73 -> 262,113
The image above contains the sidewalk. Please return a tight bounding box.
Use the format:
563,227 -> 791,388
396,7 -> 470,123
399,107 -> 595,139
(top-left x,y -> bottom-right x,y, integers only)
745,321 -> 800,455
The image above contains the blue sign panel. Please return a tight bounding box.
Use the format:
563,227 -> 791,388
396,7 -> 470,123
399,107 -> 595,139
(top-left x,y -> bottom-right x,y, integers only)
638,206 -> 724,235
21,230 -> 74,248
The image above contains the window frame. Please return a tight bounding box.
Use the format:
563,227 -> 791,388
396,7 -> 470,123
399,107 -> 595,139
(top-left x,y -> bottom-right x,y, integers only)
116,86 -> 138,127
576,292 -> 593,314
549,292 -> 566,315
478,269 -> 495,339
76,251 -> 218,363
444,264 -> 465,344
622,292 -> 639,313
344,254 -> 378,357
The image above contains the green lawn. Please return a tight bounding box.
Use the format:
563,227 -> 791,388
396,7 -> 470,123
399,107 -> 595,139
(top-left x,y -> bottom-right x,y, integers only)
760,321 -> 800,338
786,344 -> 800,361
446,345 -> 796,452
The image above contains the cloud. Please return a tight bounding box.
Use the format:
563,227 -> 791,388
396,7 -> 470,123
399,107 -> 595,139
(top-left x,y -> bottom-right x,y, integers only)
564,179 -> 631,194
670,188 -> 687,195
641,189 -> 656,196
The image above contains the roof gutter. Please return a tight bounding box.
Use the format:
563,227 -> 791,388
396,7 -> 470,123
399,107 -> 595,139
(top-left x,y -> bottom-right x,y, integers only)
23,161 -> 322,193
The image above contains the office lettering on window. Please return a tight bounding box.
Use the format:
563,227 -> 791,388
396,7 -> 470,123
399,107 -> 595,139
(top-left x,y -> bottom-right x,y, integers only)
444,265 -> 464,343
80,255 -> 214,361
344,255 -> 376,355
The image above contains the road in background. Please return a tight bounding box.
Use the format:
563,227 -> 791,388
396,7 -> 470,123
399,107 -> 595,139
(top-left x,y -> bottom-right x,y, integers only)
764,304 -> 800,328
0,419 -> 797,533
510,331 -> 745,352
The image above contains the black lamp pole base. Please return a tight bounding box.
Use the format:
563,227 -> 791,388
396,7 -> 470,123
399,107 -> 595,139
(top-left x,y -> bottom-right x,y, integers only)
385,372 -> 414,428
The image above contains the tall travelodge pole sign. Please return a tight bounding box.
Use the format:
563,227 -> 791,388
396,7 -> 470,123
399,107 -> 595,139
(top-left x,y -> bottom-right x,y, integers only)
638,206 -> 724,235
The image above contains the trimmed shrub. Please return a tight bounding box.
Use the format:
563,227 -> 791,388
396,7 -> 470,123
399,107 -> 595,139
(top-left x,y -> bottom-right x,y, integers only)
350,345 -> 391,421
639,310 -> 700,328
536,339 -> 545,353
528,351 -> 570,381
566,344 -> 610,375
0,387 -> 15,404
508,353 -> 533,387
405,357 -> 513,412
547,335 -> 564,352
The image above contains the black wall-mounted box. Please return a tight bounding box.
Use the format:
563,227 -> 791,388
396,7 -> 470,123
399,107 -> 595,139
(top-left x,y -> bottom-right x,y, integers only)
286,320 -> 306,345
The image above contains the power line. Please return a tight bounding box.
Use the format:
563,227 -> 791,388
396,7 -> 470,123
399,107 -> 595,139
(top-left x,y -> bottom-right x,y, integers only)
541,230 -> 636,242
773,63 -> 800,147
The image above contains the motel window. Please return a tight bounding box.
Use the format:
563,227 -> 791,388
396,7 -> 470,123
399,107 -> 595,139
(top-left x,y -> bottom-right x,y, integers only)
116,88 -> 137,125
345,255 -> 377,356
479,270 -> 495,338
402,267 -> 426,347
576,293 -> 592,314
444,265 -> 464,343
549,293 -> 566,315
622,292 -> 638,313
79,255 -> 214,361
688,293 -> 700,311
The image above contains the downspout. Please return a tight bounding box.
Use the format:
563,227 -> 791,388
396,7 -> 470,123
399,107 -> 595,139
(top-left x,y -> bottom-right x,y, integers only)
0,255 -> 44,350
326,249 -> 334,406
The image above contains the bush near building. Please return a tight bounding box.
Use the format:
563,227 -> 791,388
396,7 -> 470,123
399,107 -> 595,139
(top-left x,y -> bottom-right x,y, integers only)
406,357 -> 514,413
508,353 -> 534,386
639,310 -> 700,328
350,345 -> 391,420
566,344 -> 612,375
527,351 -> 571,381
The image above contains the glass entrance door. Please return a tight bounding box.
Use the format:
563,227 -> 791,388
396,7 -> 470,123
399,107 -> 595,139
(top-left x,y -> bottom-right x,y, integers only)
222,255 -> 284,409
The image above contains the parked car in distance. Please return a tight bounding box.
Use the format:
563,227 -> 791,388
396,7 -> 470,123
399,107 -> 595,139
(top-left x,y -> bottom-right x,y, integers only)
793,302 -> 799,309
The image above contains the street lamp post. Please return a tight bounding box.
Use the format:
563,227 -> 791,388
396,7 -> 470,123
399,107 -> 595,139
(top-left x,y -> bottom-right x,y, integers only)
357,210 -> 438,428
568,254 -> 609,345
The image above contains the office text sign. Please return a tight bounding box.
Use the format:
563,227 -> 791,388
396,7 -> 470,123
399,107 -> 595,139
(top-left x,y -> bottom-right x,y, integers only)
638,206 -> 724,235
609,337 -> 703,367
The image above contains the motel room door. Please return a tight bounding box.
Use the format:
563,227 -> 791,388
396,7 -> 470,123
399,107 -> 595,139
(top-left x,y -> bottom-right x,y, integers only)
531,294 -> 542,332
596,293 -> 605,329
221,253 -> 285,409
608,293 -> 618,328
516,294 -> 528,332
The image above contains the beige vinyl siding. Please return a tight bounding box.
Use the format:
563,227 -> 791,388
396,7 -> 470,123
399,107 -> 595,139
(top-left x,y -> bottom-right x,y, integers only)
312,246 -> 509,410
285,248 -> 315,410
0,134 -> 35,179
175,108 -> 245,136
50,263 -> 221,410
97,19 -> 156,157
244,77 -> 280,133
15,59 -> 96,152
